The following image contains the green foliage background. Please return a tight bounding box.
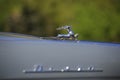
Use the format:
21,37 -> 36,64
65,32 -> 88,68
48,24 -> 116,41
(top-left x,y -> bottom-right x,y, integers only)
0,0 -> 120,42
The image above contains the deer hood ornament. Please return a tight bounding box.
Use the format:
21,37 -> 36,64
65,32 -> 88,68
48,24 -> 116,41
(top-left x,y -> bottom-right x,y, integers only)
56,26 -> 78,40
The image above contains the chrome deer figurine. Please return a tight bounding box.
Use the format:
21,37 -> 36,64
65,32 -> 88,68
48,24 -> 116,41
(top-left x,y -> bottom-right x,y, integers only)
57,26 -> 78,40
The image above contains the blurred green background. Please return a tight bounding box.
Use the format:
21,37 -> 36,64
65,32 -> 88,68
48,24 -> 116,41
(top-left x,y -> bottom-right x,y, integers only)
0,0 -> 120,42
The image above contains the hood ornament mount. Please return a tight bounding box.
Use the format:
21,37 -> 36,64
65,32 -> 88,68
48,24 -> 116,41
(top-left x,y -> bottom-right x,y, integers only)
56,25 -> 78,40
